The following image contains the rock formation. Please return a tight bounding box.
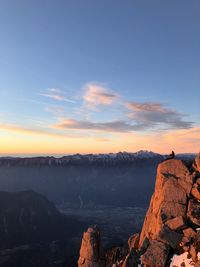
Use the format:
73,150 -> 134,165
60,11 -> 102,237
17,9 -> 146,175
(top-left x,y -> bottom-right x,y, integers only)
78,226 -> 105,267
78,153 -> 200,267
137,157 -> 200,266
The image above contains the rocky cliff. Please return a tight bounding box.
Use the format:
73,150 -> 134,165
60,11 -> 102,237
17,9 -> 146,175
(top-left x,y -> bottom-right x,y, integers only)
78,153 -> 200,267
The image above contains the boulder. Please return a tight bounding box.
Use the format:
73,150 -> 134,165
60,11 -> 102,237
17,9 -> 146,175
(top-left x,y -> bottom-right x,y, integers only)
189,244 -> 197,262
192,232 -> 200,257
157,226 -> 183,249
141,240 -> 170,267
183,228 -> 197,240
165,216 -> 186,231
191,187 -> 200,201
187,199 -> 200,227
196,178 -> 200,186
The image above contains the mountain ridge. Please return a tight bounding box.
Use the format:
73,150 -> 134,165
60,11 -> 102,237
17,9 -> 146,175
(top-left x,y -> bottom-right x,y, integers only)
0,150 -> 163,166
0,150 -> 195,167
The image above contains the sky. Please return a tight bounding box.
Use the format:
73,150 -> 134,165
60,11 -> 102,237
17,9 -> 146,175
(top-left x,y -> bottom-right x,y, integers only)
0,0 -> 200,155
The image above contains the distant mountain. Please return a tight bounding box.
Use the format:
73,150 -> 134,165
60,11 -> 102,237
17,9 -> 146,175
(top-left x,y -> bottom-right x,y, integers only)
176,153 -> 196,160
0,150 -> 163,166
0,151 -> 164,207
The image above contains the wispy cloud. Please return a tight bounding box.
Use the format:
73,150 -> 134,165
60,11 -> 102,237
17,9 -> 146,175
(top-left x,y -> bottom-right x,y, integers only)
45,106 -> 65,116
40,88 -> 76,103
55,118 -> 139,132
83,83 -> 119,109
126,102 -> 193,130
54,100 -> 194,133
0,122 -> 75,138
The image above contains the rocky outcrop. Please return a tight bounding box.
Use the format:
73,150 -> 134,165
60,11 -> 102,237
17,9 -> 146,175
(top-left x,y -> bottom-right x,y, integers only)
78,226 -> 105,267
138,155 -> 200,266
139,159 -> 195,248
141,240 -> 170,266
78,153 -> 200,267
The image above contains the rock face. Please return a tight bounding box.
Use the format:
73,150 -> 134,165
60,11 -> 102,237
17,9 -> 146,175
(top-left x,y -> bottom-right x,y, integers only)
139,159 -> 194,249
78,154 -> 200,267
141,240 -> 170,267
138,156 -> 200,266
78,226 -> 105,267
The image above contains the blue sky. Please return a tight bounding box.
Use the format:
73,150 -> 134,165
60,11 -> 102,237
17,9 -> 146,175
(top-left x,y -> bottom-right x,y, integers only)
0,0 -> 200,154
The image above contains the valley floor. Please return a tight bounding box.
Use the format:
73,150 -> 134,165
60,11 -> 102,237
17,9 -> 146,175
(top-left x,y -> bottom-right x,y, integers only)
58,205 -> 147,248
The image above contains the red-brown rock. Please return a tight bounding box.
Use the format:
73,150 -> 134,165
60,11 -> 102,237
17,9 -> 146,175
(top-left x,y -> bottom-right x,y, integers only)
187,199 -> 200,227
165,216 -> 186,231
78,226 -> 105,267
157,226 -> 183,249
191,187 -> 200,201
141,240 -> 170,267
139,160 -> 191,248
128,233 -> 139,251
122,250 -> 139,267
183,228 -> 197,240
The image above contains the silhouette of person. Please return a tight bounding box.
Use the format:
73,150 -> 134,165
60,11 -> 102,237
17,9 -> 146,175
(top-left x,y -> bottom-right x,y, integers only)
165,150 -> 175,161
169,150 -> 175,159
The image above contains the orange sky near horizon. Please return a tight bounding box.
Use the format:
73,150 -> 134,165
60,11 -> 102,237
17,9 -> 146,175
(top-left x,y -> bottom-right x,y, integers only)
1,1 -> 200,157
1,126 -> 199,156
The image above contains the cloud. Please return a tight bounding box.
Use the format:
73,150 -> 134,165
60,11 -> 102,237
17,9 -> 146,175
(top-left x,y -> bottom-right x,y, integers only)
45,106 -> 65,116
126,102 -> 193,130
40,88 -> 76,103
54,101 -> 193,133
0,122 -> 74,138
55,118 -> 141,132
83,83 -> 119,109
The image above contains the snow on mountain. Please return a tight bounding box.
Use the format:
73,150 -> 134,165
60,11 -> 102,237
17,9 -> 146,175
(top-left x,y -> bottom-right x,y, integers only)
0,151 -> 163,166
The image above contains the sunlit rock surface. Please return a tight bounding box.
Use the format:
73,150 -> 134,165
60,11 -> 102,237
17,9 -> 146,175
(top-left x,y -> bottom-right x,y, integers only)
78,156 -> 200,267
78,226 -> 105,267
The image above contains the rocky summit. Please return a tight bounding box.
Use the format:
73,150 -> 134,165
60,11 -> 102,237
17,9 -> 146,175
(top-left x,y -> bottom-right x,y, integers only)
78,153 -> 200,267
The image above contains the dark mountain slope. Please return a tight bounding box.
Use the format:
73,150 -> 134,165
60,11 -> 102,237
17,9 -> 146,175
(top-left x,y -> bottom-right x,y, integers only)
0,190 -> 84,249
0,190 -> 86,267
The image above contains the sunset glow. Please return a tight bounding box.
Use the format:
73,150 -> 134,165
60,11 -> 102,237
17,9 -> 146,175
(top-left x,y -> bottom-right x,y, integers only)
0,1 -> 199,155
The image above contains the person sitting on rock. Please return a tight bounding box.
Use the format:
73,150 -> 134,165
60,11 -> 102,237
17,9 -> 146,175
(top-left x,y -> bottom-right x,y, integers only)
169,150 -> 175,159
165,150 -> 175,161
